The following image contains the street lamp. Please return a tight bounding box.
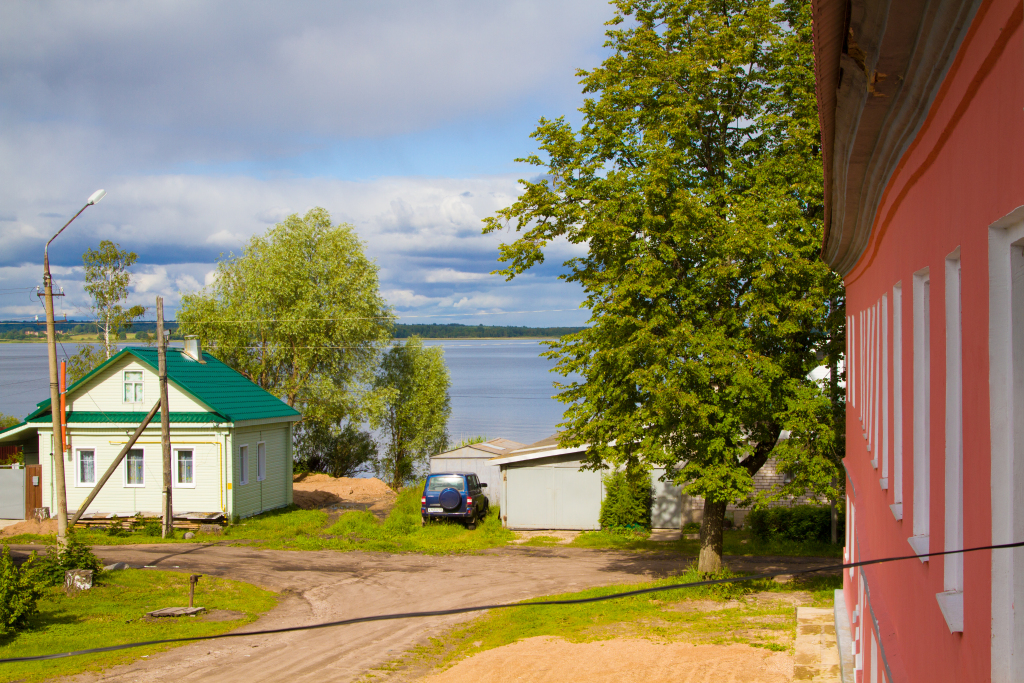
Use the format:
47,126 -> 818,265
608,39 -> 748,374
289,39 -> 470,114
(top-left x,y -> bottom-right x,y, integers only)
42,189 -> 106,543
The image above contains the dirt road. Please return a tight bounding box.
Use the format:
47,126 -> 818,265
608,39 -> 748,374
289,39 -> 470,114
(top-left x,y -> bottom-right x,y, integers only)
6,544 -> 836,682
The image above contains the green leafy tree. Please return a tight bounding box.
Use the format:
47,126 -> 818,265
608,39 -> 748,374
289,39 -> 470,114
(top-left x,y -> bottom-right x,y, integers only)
178,207 -> 394,431
68,241 -> 146,382
371,337 -> 451,490
294,420 -> 377,478
483,0 -> 844,571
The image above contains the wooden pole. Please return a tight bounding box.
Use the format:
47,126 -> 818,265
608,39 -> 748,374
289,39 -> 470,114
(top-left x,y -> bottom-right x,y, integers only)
158,297 -> 173,538
42,262 -> 69,542
69,400 -> 162,526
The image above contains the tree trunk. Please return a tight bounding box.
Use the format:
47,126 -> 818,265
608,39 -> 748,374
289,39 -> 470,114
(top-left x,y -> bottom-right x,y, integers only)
830,486 -> 838,544
697,499 -> 728,573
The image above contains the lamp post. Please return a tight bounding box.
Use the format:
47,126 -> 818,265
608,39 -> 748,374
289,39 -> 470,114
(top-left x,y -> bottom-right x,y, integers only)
43,188 -> 106,543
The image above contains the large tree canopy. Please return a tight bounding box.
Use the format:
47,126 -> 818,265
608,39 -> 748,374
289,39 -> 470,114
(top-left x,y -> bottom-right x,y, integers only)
178,208 -> 394,429
484,0 -> 844,570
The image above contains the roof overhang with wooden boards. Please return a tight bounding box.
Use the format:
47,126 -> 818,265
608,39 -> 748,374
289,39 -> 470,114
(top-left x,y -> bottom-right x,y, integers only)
813,0 -> 981,275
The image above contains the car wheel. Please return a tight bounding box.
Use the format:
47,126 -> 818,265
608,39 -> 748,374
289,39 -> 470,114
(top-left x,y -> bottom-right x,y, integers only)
467,517 -> 477,531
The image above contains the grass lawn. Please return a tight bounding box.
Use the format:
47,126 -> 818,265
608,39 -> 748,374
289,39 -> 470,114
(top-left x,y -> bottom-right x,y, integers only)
0,569 -> 276,683
367,567 -> 842,680
3,486 -> 842,558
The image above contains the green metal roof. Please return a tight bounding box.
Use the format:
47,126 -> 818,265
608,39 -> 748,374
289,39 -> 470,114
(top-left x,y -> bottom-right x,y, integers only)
26,347 -> 300,424
26,411 -> 227,425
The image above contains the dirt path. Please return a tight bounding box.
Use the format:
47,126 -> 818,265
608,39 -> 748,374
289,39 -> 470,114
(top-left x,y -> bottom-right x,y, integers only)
5,544 -> 836,683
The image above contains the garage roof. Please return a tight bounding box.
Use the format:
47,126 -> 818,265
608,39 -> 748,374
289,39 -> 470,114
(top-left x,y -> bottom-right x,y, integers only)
488,434 -> 588,466
433,437 -> 525,458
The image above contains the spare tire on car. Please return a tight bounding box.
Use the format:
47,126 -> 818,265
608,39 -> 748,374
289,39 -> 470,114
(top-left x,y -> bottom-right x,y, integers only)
438,487 -> 462,511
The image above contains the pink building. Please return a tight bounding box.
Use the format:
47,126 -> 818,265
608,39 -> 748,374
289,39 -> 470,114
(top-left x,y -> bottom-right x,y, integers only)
812,0 -> 1023,680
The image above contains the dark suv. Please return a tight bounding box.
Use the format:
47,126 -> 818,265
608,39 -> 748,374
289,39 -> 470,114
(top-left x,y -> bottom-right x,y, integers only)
421,472 -> 489,529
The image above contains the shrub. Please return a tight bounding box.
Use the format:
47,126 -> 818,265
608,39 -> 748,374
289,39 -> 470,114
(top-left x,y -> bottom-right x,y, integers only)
33,534 -> 104,587
599,468 -> 653,532
0,546 -> 41,634
747,504 -> 844,544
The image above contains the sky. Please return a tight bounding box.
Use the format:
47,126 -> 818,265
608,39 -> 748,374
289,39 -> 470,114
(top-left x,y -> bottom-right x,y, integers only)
0,0 -> 614,327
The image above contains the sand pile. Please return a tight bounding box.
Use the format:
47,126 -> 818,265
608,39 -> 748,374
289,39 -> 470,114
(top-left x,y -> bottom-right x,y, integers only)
420,637 -> 793,683
292,474 -> 397,517
0,518 -> 58,537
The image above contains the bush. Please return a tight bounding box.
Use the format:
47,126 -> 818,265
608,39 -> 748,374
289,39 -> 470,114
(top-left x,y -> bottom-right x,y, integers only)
33,534 -> 104,587
599,468 -> 653,532
0,546 -> 41,634
747,504 -> 844,544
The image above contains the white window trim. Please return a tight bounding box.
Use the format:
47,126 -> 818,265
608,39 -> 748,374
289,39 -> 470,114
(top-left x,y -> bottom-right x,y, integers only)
123,369 -> 144,404
909,268 -> 930,560
75,449 -> 96,487
891,282 -> 904,520
944,249 -> 964,593
239,444 -> 249,486
123,447 -> 145,487
988,206 -> 1024,682
880,293 -> 889,486
174,448 -> 196,489
256,441 -> 266,482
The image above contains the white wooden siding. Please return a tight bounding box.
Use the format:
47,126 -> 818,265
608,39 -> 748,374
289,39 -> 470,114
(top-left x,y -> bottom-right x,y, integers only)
229,423 -> 291,519
37,426 -> 227,514
68,357 -> 208,413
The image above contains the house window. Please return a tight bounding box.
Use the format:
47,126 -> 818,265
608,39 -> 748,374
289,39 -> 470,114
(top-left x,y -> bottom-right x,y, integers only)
257,442 -> 266,482
988,209 -> 1024,679
892,282 -> 904,519
77,449 -> 95,486
910,268 -> 930,557
124,371 -> 144,403
175,449 -> 194,487
125,448 -> 144,486
239,445 -> 249,485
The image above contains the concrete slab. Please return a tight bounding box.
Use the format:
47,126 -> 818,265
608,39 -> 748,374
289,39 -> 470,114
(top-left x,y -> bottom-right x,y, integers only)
794,606 -> 842,682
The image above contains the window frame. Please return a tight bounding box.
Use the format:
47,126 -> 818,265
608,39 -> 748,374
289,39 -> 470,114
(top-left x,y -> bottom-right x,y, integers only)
76,449 -> 96,487
239,444 -> 249,486
174,448 -> 196,489
123,448 -> 145,487
123,370 -> 144,404
256,442 -> 266,482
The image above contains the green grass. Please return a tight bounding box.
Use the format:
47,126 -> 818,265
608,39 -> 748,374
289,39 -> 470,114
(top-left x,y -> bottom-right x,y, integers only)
0,569 -> 276,683
3,491 -> 841,559
371,568 -> 842,678
568,528 -> 843,558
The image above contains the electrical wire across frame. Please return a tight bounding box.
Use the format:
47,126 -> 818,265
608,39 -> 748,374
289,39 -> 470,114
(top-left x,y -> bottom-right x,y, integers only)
3,539 -> 1022,665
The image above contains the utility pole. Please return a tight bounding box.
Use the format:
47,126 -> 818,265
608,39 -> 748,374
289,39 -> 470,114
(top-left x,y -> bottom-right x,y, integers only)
42,188 -> 106,544
42,270 -> 69,542
158,297 -> 173,538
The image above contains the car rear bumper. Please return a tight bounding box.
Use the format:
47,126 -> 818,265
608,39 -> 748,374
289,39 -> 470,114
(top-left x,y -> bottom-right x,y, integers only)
421,509 -> 475,520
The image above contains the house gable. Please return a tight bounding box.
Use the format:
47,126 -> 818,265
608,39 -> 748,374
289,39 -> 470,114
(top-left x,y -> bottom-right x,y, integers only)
66,354 -> 210,414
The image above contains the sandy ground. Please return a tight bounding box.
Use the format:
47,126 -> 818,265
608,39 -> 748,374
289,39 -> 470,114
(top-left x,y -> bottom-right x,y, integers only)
420,637 -> 794,683
3,543 -> 837,683
0,517 -> 57,536
292,474 -> 397,518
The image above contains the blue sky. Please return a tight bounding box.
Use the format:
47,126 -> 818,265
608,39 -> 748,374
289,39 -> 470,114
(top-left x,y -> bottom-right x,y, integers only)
0,0 -> 613,326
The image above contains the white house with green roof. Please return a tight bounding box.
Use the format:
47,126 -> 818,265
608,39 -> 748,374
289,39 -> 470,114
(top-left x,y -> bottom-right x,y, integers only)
0,343 -> 301,521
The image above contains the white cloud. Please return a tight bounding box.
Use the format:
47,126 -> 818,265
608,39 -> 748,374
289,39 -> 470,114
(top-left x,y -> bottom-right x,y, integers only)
424,268 -> 493,283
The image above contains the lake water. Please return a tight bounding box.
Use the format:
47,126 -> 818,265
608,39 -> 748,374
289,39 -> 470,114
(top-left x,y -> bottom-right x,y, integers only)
0,339 -> 570,446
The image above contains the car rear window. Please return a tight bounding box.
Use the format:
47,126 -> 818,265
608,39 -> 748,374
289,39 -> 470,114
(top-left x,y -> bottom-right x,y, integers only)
427,475 -> 465,491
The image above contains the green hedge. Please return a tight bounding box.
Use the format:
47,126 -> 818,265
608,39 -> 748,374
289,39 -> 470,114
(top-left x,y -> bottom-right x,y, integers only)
599,469 -> 653,532
747,504 -> 844,544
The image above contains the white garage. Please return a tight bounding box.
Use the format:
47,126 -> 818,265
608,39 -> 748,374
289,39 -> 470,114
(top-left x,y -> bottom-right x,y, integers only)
429,438 -> 524,507
491,435 -> 682,530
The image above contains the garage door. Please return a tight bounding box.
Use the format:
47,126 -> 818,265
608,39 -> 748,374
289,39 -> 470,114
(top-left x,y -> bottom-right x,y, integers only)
505,466 -> 603,530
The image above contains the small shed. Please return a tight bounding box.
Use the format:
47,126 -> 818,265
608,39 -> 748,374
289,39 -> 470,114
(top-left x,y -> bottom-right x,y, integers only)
429,438 -> 523,507
490,435 -> 683,530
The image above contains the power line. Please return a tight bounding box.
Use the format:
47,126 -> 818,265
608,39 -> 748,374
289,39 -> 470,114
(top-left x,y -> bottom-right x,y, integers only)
3,539 -> 1022,665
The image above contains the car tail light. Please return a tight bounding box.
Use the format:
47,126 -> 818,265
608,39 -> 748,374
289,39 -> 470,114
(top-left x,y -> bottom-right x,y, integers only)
467,496 -> 473,506
421,497 -> 426,505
